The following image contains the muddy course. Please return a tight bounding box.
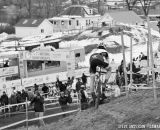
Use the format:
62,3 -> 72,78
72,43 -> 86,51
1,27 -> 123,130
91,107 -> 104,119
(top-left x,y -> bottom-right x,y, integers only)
17,88 -> 160,130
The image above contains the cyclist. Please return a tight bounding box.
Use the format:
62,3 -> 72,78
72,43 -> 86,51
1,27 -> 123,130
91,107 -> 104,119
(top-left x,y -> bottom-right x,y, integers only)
89,42 -> 111,104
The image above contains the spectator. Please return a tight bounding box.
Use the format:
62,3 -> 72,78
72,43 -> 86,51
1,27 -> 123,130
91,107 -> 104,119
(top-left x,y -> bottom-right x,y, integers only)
76,78 -> 82,92
16,91 -> 22,111
34,84 -> 39,93
21,89 -> 29,102
116,69 -> 121,87
9,91 -> 17,112
3,61 -> 9,67
31,91 -> 45,127
67,77 -> 72,86
80,85 -> 88,110
81,73 -> 87,87
21,89 -> 29,109
42,83 -> 49,98
118,60 -> 124,76
27,89 -> 34,101
59,91 -> 68,113
0,91 -> 9,113
59,82 -> 66,92
55,76 -> 61,89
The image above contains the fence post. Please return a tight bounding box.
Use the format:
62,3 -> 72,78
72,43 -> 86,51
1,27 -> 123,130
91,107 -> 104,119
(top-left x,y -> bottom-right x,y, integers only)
26,98 -> 28,130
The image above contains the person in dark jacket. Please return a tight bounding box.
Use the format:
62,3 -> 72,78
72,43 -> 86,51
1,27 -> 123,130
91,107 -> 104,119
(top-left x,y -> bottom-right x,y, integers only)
81,73 -> 87,87
21,89 -> 29,102
31,91 -> 45,127
55,77 -> 61,89
59,91 -> 68,112
42,83 -> 49,98
76,78 -> 82,92
59,82 -> 66,92
34,84 -> 39,93
0,91 -> 9,113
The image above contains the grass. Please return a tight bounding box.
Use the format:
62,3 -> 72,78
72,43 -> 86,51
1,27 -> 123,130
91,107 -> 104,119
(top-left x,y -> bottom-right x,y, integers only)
23,88 -> 160,130
0,102 -> 78,130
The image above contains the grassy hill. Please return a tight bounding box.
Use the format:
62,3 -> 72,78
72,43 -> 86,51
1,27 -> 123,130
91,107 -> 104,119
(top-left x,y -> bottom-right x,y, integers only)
16,87 -> 160,130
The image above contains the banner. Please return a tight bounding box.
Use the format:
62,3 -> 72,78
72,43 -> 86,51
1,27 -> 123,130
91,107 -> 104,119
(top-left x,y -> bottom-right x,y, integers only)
22,72 -> 68,87
23,50 -> 69,61
0,66 -> 18,77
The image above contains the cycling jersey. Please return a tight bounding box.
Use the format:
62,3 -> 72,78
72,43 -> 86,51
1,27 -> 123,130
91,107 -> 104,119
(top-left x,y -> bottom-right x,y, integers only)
89,49 -> 109,74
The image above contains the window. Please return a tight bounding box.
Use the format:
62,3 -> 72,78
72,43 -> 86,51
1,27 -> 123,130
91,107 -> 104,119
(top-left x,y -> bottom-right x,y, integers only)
69,20 -> 71,25
90,10 -> 92,14
23,19 -> 28,24
75,53 -> 80,57
41,29 -> 44,33
61,21 -> 64,25
32,20 -> 37,24
54,21 -> 57,25
45,61 -> 60,69
89,20 -> 90,24
86,20 -> 88,25
27,61 -> 42,72
77,20 -> 79,26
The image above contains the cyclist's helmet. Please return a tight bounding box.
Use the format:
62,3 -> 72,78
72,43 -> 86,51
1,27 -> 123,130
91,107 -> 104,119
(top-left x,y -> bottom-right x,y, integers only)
97,42 -> 106,50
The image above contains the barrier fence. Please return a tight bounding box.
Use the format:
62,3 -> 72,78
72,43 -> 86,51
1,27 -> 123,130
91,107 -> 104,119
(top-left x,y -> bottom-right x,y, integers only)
0,94 -> 80,130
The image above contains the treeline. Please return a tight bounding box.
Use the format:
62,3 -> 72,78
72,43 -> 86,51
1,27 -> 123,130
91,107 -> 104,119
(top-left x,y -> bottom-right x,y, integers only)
0,0 -> 69,25
0,25 -> 15,34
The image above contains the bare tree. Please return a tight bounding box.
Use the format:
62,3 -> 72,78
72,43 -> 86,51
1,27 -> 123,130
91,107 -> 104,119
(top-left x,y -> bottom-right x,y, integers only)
139,0 -> 152,16
16,0 -> 25,17
126,0 -> 138,10
24,0 -> 32,18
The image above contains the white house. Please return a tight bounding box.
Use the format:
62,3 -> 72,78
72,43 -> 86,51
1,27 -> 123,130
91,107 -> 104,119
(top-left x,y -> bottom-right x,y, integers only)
15,19 -> 53,38
49,5 -> 101,32
100,11 -> 144,26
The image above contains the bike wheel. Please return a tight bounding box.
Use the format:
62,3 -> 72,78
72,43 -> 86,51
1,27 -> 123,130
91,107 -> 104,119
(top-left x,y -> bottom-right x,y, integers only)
95,80 -> 101,109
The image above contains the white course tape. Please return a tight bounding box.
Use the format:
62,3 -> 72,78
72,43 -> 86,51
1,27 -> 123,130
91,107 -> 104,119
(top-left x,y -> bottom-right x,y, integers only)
124,86 -> 160,90
0,119 -> 26,130
0,109 -> 79,130
28,109 -> 79,122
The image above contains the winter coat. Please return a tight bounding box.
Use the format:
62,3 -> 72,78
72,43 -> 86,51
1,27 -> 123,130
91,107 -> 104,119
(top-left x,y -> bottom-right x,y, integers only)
0,94 -> 9,105
31,96 -> 44,112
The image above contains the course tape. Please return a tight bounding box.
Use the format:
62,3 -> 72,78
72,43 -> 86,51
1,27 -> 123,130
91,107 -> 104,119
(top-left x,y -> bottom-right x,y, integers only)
0,98 -> 78,110
124,85 -> 160,90
0,119 -> 26,130
28,109 -> 79,122
0,109 -> 79,130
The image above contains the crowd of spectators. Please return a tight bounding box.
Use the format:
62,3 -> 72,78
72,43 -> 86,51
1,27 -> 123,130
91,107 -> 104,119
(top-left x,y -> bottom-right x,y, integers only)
116,52 -> 160,88
0,73 -> 89,115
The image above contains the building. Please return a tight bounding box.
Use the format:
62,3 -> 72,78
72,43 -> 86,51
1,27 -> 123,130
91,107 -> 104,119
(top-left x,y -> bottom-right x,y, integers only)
100,11 -> 144,26
15,19 -> 53,38
49,5 -> 101,32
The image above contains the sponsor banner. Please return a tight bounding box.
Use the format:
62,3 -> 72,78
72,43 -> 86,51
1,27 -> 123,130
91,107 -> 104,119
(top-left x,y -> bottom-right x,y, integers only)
0,79 -> 22,96
22,72 -> 68,87
74,68 -> 89,78
23,51 -> 69,61
0,66 -> 18,77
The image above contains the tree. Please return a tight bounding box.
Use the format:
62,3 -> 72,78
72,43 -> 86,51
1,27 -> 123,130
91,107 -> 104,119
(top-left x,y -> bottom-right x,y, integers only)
126,0 -> 138,10
24,0 -> 32,18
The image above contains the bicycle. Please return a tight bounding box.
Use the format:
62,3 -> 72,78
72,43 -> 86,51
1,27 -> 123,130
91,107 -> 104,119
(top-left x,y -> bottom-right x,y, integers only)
95,67 -> 111,109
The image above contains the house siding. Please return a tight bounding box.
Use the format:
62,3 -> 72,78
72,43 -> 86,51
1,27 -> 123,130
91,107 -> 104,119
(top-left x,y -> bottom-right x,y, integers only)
15,27 -> 39,38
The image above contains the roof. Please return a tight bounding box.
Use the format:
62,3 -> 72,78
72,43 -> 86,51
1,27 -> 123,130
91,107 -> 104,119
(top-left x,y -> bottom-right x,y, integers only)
59,5 -> 98,17
15,19 -> 45,27
106,11 -> 143,25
